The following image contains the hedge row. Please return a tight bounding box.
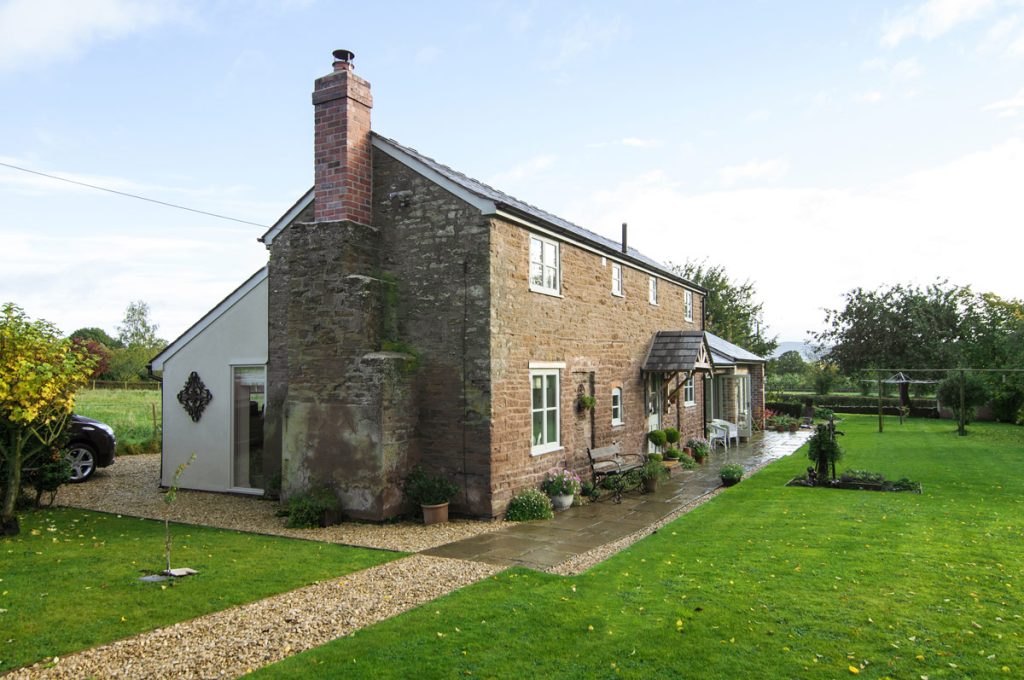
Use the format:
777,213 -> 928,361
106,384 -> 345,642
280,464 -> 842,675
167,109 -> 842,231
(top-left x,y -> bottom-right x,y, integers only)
767,396 -> 939,419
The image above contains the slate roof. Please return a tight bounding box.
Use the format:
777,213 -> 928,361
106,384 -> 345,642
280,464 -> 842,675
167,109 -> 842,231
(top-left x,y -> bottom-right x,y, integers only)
642,331 -> 710,373
372,134 -> 702,291
705,331 -> 765,364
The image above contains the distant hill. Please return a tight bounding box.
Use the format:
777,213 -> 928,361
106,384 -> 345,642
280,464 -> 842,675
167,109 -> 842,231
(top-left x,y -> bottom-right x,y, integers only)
771,341 -> 819,361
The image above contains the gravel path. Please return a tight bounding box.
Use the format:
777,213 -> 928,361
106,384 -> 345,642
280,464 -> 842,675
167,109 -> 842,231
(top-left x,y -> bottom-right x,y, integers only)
7,554 -> 500,680
56,455 -> 507,553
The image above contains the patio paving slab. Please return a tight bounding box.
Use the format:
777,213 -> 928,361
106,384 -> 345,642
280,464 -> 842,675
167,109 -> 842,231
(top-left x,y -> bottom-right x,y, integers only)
423,430 -> 811,571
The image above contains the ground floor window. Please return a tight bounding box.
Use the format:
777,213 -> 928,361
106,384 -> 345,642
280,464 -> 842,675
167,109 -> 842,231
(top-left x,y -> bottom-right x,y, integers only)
233,365 -> 265,489
684,375 -> 696,405
611,387 -> 623,425
531,369 -> 560,454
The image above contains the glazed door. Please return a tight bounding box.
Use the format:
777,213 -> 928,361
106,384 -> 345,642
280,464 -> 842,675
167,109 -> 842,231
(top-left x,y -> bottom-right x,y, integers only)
646,373 -> 662,452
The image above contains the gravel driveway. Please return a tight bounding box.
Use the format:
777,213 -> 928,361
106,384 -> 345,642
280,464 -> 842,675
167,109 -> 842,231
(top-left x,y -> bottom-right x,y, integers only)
56,454 -> 507,553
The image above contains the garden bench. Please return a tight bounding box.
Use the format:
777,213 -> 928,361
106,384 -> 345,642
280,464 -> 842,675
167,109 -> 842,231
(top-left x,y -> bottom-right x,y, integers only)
587,442 -> 645,503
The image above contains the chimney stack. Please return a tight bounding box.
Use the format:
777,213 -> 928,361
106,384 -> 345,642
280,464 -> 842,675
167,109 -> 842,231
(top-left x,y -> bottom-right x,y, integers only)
621,222 -> 628,254
312,49 -> 373,225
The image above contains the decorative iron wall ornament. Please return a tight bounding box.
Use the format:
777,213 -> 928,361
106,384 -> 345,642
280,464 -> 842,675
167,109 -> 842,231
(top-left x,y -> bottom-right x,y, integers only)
177,371 -> 213,422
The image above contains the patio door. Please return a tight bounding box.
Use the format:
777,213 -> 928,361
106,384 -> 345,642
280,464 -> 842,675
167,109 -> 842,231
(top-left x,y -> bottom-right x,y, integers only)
718,374 -> 753,438
232,366 -> 266,491
646,373 -> 662,452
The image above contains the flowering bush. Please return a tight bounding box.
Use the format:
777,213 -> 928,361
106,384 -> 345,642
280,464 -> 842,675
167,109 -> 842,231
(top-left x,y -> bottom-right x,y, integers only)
686,437 -> 710,459
540,468 -> 581,496
506,489 -> 554,521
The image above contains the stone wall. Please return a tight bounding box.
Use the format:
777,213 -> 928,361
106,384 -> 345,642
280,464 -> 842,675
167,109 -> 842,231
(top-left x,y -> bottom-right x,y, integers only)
371,149 -> 493,517
488,217 -> 704,515
266,217 -> 418,520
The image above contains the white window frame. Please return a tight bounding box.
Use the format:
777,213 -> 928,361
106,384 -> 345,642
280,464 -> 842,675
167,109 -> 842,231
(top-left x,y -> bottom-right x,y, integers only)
611,387 -> 623,426
529,234 -> 561,296
648,276 -> 658,305
530,368 -> 561,455
684,375 -> 696,405
611,263 -> 623,297
685,290 -> 693,322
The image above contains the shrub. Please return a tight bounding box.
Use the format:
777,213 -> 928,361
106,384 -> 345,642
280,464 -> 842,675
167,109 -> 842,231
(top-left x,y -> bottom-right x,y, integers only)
540,468 -> 581,496
663,427 -> 680,445
813,406 -> 834,420
285,487 -> 338,528
839,469 -> 885,484
647,452 -> 663,462
403,466 -> 459,506
580,480 -> 598,500
663,447 -> 680,460
640,459 -> 668,482
647,429 -> 667,449
808,424 -> 843,483
719,464 -> 744,484
505,489 -> 553,521
685,437 -> 710,458
677,455 -> 698,470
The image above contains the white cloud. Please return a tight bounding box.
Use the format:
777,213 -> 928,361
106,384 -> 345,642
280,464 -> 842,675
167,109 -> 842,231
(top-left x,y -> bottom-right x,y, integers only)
856,90 -> 885,103
882,0 -> 995,46
0,0 -> 185,73
984,87 -> 1024,115
588,137 -> 663,149
488,154 -> 556,185
892,57 -> 924,79
717,158 -> 790,187
559,138 -> 1024,339
545,13 -> 627,68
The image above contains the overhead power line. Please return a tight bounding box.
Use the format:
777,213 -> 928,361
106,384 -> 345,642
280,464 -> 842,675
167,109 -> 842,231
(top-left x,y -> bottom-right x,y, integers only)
0,160 -> 269,228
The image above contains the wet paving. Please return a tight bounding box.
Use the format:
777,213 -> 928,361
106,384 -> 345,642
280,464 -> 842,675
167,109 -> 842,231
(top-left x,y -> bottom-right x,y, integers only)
422,430 -> 812,570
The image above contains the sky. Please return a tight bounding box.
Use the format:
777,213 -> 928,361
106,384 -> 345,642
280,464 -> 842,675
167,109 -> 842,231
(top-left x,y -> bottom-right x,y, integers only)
2,0 -> 1023,347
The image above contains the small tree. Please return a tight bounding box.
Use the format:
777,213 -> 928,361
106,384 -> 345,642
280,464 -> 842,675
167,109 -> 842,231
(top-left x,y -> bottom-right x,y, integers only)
937,373 -> 989,427
1,304 -> 95,535
807,421 -> 843,484
163,452 -> 196,575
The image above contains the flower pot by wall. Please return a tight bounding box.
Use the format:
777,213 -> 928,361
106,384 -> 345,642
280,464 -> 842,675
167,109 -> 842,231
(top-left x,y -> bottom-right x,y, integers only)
643,477 -> 658,493
550,493 -> 574,510
422,502 -> 449,525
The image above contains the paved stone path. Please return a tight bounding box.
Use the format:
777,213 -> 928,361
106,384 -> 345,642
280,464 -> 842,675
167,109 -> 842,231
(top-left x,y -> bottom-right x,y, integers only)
424,430 -> 811,570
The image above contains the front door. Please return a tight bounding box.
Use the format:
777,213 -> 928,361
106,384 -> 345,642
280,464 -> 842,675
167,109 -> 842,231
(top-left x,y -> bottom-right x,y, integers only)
646,373 -> 662,452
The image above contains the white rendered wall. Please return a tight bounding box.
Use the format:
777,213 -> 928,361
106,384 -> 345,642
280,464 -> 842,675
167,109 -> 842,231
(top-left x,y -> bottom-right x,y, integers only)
159,278 -> 268,491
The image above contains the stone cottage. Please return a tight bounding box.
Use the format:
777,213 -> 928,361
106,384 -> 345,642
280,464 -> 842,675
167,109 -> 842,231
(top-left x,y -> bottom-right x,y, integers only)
151,50 -> 752,520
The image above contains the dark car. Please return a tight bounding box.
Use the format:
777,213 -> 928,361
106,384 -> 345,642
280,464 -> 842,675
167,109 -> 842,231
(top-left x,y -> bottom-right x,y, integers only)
65,415 -> 116,482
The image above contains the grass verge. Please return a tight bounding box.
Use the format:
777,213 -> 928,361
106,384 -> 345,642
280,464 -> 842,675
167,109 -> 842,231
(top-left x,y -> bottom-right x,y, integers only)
0,508 -> 400,673
255,416 -> 1023,679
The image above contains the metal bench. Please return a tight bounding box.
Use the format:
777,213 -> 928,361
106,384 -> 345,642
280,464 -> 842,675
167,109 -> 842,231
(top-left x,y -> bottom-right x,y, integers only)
587,442 -> 645,503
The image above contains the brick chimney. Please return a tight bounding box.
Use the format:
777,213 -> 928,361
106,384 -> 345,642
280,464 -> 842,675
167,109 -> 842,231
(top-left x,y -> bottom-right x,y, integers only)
312,49 -> 373,225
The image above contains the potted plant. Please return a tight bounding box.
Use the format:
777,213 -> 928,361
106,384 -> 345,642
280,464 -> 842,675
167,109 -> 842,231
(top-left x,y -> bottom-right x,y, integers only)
663,447 -> 680,460
640,458 -> 668,493
686,437 -> 710,463
540,467 -> 582,510
664,427 -> 680,447
647,429 -> 667,452
403,466 -> 459,525
577,394 -> 596,413
720,464 -> 744,487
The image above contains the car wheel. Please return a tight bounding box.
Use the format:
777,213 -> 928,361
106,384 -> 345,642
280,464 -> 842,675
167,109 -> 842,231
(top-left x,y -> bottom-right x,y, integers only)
66,443 -> 97,483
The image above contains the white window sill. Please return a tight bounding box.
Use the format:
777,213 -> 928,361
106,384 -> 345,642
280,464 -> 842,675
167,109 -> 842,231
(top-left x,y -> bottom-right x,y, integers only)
611,422 -> 624,428
684,401 -> 697,407
228,486 -> 265,496
611,291 -> 624,298
529,285 -> 563,298
649,301 -> 659,306
531,444 -> 564,457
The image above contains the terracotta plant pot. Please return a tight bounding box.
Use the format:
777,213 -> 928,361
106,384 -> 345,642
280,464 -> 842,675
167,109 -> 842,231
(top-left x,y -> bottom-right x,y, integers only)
788,423 -> 799,433
643,477 -> 658,493
421,502 -> 449,525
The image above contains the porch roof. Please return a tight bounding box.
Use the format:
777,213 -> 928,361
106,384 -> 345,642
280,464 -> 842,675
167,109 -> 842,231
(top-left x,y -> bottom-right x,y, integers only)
642,331 -> 714,373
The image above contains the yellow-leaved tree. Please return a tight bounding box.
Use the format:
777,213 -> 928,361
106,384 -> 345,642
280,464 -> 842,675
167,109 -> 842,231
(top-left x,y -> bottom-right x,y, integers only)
1,303 -> 95,536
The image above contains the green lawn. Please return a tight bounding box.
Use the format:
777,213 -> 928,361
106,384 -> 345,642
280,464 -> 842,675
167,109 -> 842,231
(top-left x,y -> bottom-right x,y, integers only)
0,509 -> 401,673
74,388 -> 162,453
255,416 -> 1023,679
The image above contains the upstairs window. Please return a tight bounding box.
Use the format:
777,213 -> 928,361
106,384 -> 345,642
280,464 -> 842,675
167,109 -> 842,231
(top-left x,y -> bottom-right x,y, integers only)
684,375 -> 696,405
611,263 -> 623,297
529,235 -> 560,295
648,276 -> 658,305
611,387 -> 623,425
531,369 -> 560,454
685,290 -> 694,321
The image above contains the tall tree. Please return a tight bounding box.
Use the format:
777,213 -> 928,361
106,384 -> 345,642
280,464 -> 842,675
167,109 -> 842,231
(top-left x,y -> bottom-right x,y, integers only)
671,260 -> 777,357
117,301 -> 162,349
1,304 -> 95,535
69,327 -> 122,349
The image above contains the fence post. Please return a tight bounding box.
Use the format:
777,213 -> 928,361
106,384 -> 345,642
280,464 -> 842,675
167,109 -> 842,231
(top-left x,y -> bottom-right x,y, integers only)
877,373 -> 883,433
958,369 -> 966,437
